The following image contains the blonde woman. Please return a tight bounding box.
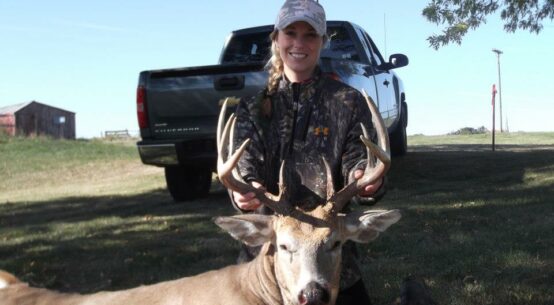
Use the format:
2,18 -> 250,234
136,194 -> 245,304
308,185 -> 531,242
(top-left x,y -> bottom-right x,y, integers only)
231,1 -> 385,304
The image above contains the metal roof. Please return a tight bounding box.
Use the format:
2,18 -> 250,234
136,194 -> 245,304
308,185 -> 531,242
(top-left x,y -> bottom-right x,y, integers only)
0,101 -> 74,115
0,102 -> 33,115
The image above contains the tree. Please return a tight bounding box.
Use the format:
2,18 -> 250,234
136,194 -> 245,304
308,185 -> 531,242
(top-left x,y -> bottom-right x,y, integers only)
423,0 -> 554,49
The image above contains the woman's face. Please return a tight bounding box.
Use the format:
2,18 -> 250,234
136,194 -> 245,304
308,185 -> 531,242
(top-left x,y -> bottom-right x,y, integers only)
276,21 -> 324,82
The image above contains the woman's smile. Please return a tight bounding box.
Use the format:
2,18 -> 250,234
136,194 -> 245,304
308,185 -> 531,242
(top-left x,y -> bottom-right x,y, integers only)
289,52 -> 308,59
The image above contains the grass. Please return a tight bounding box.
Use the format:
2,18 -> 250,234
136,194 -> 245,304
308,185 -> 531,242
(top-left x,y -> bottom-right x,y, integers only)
0,133 -> 553,304
409,131 -> 554,146
365,132 -> 554,305
0,135 -> 165,202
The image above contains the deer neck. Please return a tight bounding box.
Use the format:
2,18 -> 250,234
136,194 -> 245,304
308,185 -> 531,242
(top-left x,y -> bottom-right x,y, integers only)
240,243 -> 283,305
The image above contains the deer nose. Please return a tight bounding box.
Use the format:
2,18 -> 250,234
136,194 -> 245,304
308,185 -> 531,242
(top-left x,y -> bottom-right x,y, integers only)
298,282 -> 330,305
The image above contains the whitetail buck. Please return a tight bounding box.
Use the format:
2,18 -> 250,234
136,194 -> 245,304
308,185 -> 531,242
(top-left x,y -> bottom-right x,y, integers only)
0,92 -> 400,305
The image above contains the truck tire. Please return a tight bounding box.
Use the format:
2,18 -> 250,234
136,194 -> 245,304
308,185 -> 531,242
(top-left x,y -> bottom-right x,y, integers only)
390,103 -> 408,156
164,166 -> 212,202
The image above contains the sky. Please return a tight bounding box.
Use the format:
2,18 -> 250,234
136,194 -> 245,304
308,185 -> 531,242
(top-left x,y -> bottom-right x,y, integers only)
1,0 -> 553,138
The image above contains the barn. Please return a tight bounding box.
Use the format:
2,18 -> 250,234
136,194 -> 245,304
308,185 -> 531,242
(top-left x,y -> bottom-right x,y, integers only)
0,101 -> 76,139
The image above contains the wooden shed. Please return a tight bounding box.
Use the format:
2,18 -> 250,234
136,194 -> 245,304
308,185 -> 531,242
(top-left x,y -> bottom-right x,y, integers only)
0,101 -> 76,139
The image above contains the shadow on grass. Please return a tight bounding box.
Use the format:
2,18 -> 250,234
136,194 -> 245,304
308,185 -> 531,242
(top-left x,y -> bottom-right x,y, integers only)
363,144 -> 554,305
1,144 -> 553,305
0,186 -> 238,292
0,188 -> 230,227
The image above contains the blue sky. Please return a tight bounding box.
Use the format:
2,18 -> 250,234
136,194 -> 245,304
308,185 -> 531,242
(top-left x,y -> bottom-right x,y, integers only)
1,1 -> 553,138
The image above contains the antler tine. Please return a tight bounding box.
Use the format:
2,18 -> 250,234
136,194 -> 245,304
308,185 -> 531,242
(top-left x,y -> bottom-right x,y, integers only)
216,100 -> 287,214
359,122 -> 390,173
330,90 -> 391,212
277,160 -> 287,200
228,115 -> 248,183
216,98 -> 229,154
362,90 -> 390,157
322,157 -> 335,201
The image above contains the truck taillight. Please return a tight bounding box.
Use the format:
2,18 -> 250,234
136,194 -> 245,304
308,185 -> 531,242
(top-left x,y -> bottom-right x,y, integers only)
137,85 -> 148,129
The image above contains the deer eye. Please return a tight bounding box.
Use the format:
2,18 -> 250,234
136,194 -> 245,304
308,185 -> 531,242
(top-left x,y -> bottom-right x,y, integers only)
279,244 -> 296,254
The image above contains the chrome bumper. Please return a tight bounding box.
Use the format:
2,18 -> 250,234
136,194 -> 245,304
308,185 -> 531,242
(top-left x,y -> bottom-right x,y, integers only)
137,143 -> 178,166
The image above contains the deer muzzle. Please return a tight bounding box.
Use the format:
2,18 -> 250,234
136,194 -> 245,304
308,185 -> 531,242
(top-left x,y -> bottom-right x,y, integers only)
298,281 -> 330,305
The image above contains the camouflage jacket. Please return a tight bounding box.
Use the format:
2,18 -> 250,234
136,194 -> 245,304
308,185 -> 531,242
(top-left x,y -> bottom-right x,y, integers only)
232,70 -> 386,289
233,69 -> 385,209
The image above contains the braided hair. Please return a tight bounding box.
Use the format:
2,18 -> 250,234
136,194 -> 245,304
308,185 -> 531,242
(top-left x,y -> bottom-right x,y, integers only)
266,31 -> 283,96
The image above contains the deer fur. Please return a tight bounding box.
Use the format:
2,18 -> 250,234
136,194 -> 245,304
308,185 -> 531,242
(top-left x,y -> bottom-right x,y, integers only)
0,90 -> 400,305
0,208 -> 400,305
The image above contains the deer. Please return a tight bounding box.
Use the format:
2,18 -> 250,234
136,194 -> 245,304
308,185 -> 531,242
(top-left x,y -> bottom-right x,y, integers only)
0,91 -> 400,305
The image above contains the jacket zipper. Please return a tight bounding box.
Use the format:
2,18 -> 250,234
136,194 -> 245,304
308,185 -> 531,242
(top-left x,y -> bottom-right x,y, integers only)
288,83 -> 300,155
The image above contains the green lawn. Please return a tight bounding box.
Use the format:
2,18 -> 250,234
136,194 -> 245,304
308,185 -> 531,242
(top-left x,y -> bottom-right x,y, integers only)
0,133 -> 553,304
0,136 -> 165,202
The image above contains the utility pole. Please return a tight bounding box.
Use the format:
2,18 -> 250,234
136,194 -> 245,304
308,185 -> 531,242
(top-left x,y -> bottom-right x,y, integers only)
492,84 -> 497,151
492,48 -> 503,132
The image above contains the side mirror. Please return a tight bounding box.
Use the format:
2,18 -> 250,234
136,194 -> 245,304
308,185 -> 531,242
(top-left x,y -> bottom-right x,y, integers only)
378,53 -> 409,71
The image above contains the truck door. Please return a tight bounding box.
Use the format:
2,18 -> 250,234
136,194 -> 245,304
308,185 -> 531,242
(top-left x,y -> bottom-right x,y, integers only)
356,28 -> 396,127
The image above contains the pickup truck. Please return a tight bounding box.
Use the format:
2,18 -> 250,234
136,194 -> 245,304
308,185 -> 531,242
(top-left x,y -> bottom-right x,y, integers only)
136,21 -> 409,202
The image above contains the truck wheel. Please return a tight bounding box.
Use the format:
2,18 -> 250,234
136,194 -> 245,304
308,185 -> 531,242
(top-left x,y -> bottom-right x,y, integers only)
164,166 -> 212,202
390,104 -> 408,156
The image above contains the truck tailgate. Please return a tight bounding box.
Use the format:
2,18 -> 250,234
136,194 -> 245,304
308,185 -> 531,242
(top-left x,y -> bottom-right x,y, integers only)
142,63 -> 267,140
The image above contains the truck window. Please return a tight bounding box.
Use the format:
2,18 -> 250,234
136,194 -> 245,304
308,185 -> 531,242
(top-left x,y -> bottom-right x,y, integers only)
353,27 -> 372,63
222,32 -> 272,63
221,25 -> 361,64
323,26 -> 360,62
362,31 -> 385,68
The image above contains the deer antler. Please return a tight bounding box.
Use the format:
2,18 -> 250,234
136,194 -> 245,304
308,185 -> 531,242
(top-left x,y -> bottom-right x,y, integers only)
328,90 -> 391,212
217,99 -> 291,215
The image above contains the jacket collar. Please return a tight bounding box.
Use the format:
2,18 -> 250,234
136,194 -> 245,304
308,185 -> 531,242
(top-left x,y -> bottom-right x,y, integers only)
277,67 -> 323,97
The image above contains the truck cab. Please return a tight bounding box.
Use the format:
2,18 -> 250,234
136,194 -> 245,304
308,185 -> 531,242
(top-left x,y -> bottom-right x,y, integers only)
137,21 -> 408,202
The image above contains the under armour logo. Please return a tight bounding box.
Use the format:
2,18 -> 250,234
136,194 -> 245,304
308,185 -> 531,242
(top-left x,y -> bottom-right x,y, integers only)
314,127 -> 329,136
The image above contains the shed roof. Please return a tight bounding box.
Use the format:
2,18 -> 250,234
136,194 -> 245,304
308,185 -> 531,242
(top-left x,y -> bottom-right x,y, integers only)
0,101 -> 75,115
0,102 -> 32,115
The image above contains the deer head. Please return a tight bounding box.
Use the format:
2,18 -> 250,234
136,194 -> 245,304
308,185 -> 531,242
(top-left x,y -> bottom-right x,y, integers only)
215,92 -> 400,305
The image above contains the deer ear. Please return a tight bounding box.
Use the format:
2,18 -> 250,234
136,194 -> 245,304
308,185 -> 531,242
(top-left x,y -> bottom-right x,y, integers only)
341,209 -> 401,243
215,215 -> 274,247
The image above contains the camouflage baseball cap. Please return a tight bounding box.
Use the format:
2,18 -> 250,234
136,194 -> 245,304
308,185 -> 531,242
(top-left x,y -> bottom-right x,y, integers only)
275,0 -> 327,36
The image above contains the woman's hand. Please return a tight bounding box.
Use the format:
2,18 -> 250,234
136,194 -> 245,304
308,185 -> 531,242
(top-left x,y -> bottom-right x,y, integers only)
232,181 -> 266,211
353,169 -> 383,197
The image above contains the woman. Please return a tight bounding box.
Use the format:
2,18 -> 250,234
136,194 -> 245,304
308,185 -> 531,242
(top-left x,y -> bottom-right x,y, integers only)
231,0 -> 386,304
